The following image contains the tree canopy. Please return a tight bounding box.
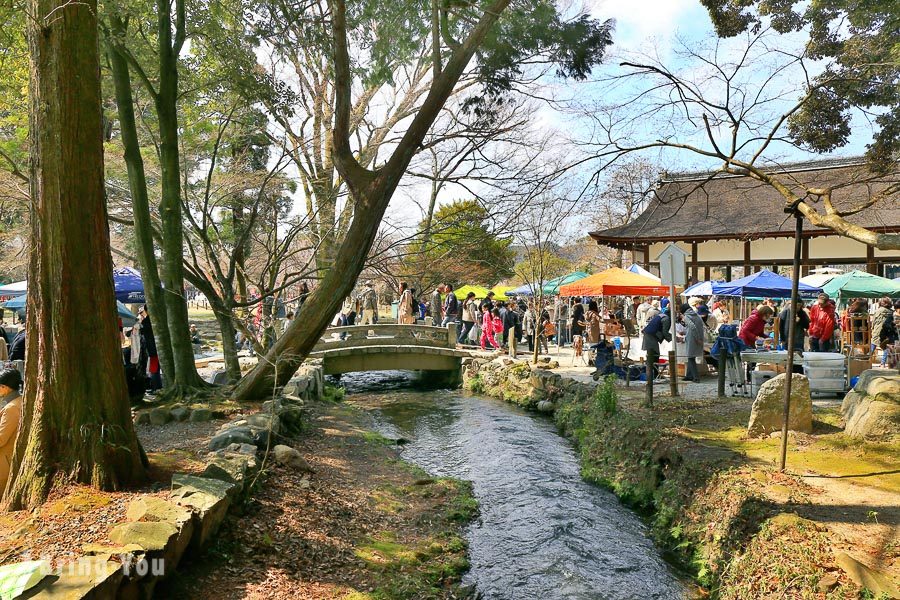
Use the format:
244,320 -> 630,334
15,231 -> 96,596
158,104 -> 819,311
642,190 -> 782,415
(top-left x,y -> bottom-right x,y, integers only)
700,0 -> 899,169
405,199 -> 515,289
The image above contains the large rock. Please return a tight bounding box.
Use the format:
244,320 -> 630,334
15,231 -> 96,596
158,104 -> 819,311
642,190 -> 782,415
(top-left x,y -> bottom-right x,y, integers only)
855,369 -> 900,399
201,456 -> 249,487
842,371 -> 900,439
170,405 -> 190,422
835,551 -> 900,598
121,497 -> 194,570
148,407 -> 172,426
272,444 -> 314,472
125,496 -> 193,527
747,373 -> 812,438
169,474 -> 234,550
109,521 -> 178,553
246,412 -> 280,434
24,557 -> 123,600
209,426 -> 254,451
188,408 -> 212,423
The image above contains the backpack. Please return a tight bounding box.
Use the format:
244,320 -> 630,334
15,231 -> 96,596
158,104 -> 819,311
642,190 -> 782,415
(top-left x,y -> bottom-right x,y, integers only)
879,317 -> 898,347
543,320 -> 557,337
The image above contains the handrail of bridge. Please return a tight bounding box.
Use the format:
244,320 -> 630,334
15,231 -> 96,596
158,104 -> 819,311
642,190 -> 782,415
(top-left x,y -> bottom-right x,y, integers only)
310,323 -> 458,354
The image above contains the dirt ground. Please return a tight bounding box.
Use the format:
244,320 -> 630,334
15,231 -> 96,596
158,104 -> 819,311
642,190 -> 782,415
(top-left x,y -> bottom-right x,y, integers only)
611,386 -> 900,585
160,402 -> 475,600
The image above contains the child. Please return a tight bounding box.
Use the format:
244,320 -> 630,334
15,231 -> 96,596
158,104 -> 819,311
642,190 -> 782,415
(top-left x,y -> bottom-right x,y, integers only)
492,308 -> 504,349
480,305 -> 499,350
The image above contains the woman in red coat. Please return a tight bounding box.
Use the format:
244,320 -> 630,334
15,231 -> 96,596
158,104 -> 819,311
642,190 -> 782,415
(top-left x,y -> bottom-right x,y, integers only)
738,305 -> 774,347
808,293 -> 837,352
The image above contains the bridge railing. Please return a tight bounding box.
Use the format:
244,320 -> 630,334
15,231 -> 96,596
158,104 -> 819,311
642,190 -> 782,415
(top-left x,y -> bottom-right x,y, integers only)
310,322 -> 458,354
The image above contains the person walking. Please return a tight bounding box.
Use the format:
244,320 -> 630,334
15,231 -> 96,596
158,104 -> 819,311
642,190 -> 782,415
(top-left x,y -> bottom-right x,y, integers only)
359,281 -> 379,325
8,323 -> 25,361
872,297 -> 897,365
138,306 -> 163,391
0,369 -> 22,494
636,297 -> 651,330
398,282 -> 414,324
555,298 -> 569,346
585,300 -> 602,344
458,292 -> 478,344
480,304 -> 499,350
441,284 -> 459,327
808,293 -> 837,352
504,301 -> 520,357
680,303 -> 705,382
778,300 -> 810,352
430,285 -> 444,325
479,291 -> 495,314
523,302 -> 536,352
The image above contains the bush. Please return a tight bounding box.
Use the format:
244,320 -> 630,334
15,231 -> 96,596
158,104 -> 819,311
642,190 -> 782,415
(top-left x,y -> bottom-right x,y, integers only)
594,375 -> 618,415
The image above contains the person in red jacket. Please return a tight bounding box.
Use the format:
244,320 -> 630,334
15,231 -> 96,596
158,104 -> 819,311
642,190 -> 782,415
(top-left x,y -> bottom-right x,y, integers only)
738,305 -> 773,347
808,293 -> 837,352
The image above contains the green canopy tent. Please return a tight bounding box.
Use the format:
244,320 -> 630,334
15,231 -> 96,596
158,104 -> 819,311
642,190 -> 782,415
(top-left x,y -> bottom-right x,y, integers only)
821,270 -> 900,302
542,271 -> 589,295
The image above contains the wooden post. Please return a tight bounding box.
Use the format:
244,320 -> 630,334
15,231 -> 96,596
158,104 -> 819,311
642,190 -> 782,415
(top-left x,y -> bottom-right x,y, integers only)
779,213 -> 804,472
645,360 -> 653,408
668,256 -> 679,398
691,242 -> 699,283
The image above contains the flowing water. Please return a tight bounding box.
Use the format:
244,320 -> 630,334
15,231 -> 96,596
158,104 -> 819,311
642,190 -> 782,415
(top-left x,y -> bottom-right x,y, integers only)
342,372 -> 687,600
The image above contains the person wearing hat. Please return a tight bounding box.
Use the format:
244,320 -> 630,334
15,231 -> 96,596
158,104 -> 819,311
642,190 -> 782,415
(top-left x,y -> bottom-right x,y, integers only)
680,303 -> 705,382
359,281 -> 379,325
0,368 -> 22,492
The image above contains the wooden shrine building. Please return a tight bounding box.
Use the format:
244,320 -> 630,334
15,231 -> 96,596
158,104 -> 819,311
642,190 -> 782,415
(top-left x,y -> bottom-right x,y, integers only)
589,158 -> 900,283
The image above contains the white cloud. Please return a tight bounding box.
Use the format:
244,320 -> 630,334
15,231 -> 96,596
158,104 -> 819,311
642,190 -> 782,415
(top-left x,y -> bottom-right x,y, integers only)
589,0 -> 710,54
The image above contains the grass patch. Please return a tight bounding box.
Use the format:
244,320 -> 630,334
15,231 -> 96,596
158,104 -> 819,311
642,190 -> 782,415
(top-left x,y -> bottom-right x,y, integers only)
323,383 -> 346,403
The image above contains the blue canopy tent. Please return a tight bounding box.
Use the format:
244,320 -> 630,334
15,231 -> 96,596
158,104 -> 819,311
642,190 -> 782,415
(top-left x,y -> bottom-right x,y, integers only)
508,283 -> 542,296
2,296 -> 137,326
680,281 -> 716,297
712,269 -> 822,298
0,269 -> 146,305
113,267 -> 145,304
0,280 -> 27,298
627,264 -> 661,281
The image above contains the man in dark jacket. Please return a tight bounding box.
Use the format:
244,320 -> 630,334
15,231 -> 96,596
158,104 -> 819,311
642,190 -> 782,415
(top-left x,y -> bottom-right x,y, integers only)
778,300 -> 810,351
8,325 -> 25,361
642,308 -> 671,380
503,301 -> 520,356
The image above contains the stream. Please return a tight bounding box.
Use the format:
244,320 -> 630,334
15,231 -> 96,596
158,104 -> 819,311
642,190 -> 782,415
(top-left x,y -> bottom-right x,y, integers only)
341,372 -> 687,600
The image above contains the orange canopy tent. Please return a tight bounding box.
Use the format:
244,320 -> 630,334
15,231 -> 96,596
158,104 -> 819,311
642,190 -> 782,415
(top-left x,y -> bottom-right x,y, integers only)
557,267 -> 672,297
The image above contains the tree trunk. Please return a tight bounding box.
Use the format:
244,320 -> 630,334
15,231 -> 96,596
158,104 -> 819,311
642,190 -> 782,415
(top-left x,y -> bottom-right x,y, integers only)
4,0 -> 146,509
105,18 -> 176,384
155,0 -> 204,388
233,0 -> 512,401
215,309 -> 242,383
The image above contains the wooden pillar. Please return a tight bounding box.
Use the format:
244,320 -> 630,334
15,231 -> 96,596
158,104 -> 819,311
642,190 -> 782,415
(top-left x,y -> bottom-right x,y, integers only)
742,243 -> 749,276
704,265 -> 711,281
725,265 -> 732,281
801,238 -> 810,276
691,241 -> 699,283
643,245 -> 651,271
866,245 -> 877,275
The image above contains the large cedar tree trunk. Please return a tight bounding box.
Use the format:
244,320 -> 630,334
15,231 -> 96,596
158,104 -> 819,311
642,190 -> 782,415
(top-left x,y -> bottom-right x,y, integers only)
3,0 -> 146,509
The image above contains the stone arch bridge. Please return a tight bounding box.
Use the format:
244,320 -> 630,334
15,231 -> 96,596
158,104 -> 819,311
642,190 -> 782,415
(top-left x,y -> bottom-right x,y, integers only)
309,323 -> 470,385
